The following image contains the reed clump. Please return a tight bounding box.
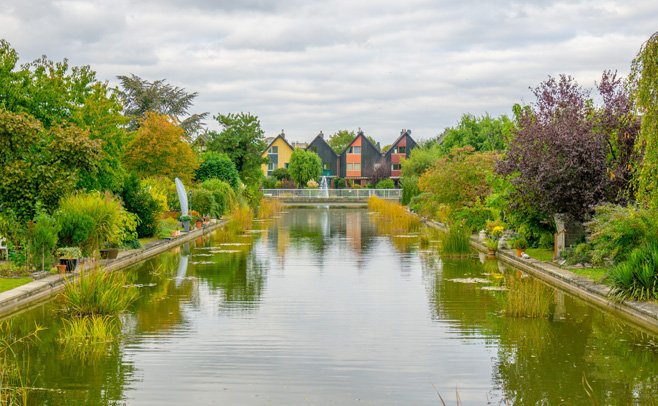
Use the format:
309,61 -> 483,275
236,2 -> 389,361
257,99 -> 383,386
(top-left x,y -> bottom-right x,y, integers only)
227,206 -> 254,234
60,270 -> 138,317
368,196 -> 420,234
505,274 -> 553,318
0,321 -> 43,405
257,197 -> 283,219
58,316 -> 120,360
441,227 -> 471,256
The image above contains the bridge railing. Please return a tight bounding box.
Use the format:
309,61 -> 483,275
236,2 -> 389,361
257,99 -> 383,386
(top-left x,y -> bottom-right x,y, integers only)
262,189 -> 401,200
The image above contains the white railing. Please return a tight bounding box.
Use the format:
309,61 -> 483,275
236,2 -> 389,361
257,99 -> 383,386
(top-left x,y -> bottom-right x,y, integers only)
262,189 -> 401,200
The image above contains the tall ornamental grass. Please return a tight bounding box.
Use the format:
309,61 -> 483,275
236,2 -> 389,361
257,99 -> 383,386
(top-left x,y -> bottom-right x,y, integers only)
60,270 -> 138,316
505,275 -> 553,318
368,196 -> 420,234
441,227 -> 471,256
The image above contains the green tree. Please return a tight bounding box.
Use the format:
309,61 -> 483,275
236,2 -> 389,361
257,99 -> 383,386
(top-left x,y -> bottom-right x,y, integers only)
27,211 -> 60,271
195,152 -> 240,188
438,113 -> 514,154
327,130 -> 356,153
123,112 -> 199,184
120,173 -> 162,238
206,113 -> 267,185
117,74 -> 208,138
630,31 -> 658,207
288,149 -> 322,187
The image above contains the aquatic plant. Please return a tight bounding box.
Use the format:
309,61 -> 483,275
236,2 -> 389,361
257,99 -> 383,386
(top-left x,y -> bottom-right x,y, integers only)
257,197 -> 283,219
58,315 -> 120,361
60,270 -> 139,317
608,241 -> 658,301
441,227 -> 471,256
505,274 -> 553,318
0,321 -> 43,405
368,196 -> 420,234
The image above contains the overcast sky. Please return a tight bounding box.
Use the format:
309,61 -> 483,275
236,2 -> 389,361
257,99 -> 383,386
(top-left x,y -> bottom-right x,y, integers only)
2,1 -> 656,144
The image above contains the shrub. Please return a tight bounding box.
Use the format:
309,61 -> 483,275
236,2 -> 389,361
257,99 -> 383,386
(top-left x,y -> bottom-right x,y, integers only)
56,192 -> 129,256
27,212 -> 60,271
451,201 -> 495,232
121,173 -> 163,238
271,167 -> 291,181
307,179 -> 319,188
202,179 -> 239,216
288,149 -> 322,187
441,226 -> 471,255
157,218 -> 179,238
190,188 -> 217,217
262,176 -> 277,189
608,241 -> 658,301
195,152 -> 240,188
375,178 -> 395,189
581,203 -> 658,266
60,270 -> 139,316
334,178 -> 346,189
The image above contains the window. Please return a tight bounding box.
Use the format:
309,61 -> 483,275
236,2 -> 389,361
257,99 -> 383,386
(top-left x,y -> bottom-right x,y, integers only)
323,163 -> 330,170
285,163 -> 289,168
398,146 -> 406,154
268,146 -> 278,154
391,146 -> 398,154
391,163 -> 402,171
347,163 -> 361,171
348,146 -> 361,154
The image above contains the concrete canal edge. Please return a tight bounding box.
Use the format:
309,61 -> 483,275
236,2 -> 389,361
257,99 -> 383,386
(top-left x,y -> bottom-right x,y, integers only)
0,220 -> 228,319
422,219 -> 658,334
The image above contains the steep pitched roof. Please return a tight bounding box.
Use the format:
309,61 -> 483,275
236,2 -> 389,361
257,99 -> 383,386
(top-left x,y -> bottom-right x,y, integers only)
263,133 -> 295,153
384,130 -> 415,158
307,132 -> 338,157
340,130 -> 380,156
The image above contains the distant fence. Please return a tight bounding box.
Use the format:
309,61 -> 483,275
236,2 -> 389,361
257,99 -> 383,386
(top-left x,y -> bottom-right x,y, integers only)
262,189 -> 401,201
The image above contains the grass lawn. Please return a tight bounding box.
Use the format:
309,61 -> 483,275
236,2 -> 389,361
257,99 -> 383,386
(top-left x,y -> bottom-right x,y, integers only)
525,248 -> 554,262
567,267 -> 608,283
138,236 -> 160,247
0,277 -> 32,293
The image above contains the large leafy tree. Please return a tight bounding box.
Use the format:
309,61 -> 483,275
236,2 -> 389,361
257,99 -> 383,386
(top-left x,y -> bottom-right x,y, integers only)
497,75 -> 608,221
327,130 -> 356,153
0,109 -> 101,220
437,113 -> 514,154
630,31 -> 658,208
206,113 -> 266,184
288,149 -> 322,187
123,112 -> 199,184
195,152 -> 240,188
117,74 -> 208,138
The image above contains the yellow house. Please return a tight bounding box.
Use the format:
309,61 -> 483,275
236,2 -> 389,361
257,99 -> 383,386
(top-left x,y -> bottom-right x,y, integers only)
262,133 -> 295,177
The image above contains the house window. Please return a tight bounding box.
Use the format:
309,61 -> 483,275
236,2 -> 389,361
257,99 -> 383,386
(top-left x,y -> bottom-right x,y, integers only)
347,163 -> 361,171
323,163 -> 330,170
391,146 -> 398,154
348,146 -> 361,154
398,146 -> 406,154
285,163 -> 289,168
391,163 -> 402,171
268,146 -> 278,154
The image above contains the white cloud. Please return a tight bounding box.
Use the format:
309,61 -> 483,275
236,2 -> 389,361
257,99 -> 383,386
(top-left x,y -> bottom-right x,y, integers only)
2,0 -> 656,143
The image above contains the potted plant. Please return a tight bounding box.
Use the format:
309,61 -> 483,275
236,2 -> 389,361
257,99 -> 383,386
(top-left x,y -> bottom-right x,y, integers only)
56,247 -> 82,272
513,237 -> 528,257
485,238 -> 498,258
99,243 -> 120,260
179,215 -> 192,232
56,264 -> 67,274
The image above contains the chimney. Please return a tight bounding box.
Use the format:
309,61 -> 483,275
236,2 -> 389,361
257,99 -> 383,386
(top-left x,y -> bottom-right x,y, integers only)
357,127 -> 364,136
280,129 -> 285,139
319,130 -> 324,139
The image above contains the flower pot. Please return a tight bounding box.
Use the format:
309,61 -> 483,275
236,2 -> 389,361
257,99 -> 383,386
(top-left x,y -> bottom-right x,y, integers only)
100,248 -> 119,260
171,230 -> 181,238
59,258 -> 77,272
516,248 -> 523,257
487,249 -> 496,258
56,264 -> 67,274
195,221 -> 202,230
183,220 -> 190,232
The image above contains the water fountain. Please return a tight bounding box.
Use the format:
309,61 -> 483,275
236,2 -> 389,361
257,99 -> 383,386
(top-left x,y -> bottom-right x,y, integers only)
320,176 -> 329,198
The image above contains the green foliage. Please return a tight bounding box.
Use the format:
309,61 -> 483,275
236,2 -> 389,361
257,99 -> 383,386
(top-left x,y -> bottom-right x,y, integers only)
375,178 -> 395,189
202,179 -> 238,216
288,149 -> 322,187
157,218 -> 180,238
121,173 -> 163,238
207,112 -> 266,185
195,152 -> 240,188
60,270 -> 139,316
580,203 -> 658,266
630,32 -> 658,207
441,227 -> 471,255
56,247 -> 82,259
451,201 -> 495,233
400,176 -> 420,205
327,129 -> 356,153
58,315 -> 120,360
56,192 -> 130,256
400,144 -> 442,205
334,177 -> 347,189
271,167 -> 291,181
512,237 -> 528,250
190,188 -> 216,217
261,176 -> 278,189
608,241 -> 658,301
0,109 -> 101,220
438,113 -> 514,154
27,212 -> 60,271
505,275 -> 553,318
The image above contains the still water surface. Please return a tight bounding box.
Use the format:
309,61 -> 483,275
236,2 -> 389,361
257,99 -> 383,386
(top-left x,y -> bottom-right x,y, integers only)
9,208 -> 658,404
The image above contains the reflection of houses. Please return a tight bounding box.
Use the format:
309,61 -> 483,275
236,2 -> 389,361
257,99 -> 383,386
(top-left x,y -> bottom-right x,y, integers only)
261,131 -> 295,177
345,211 -> 363,254
384,129 -> 417,180
306,131 -> 339,178
339,129 -> 382,186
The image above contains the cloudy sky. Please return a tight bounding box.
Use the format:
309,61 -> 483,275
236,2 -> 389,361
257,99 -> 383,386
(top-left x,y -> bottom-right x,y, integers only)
2,0 -> 656,144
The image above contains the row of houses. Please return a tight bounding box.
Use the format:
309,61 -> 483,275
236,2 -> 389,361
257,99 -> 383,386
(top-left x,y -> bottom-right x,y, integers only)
261,129 -> 417,186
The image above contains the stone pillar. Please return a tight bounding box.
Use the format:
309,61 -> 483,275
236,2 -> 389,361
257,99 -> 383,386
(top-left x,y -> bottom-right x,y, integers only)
554,213 -> 585,258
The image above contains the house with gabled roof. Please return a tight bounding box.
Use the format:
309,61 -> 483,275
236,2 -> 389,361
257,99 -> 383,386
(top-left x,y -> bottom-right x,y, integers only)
339,129 -> 382,186
306,131 -> 339,178
261,131 -> 295,177
384,129 -> 417,180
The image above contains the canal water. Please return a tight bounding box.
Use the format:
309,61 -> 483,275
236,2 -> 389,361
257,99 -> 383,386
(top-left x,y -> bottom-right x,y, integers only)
5,208 -> 658,404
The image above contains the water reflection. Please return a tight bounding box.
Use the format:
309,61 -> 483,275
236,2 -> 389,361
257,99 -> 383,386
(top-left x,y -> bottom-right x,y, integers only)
4,208 -> 658,405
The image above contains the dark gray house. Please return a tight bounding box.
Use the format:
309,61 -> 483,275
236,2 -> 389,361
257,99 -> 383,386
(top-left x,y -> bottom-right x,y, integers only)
306,131 -> 339,178
339,129 -> 383,186
384,129 -> 417,180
